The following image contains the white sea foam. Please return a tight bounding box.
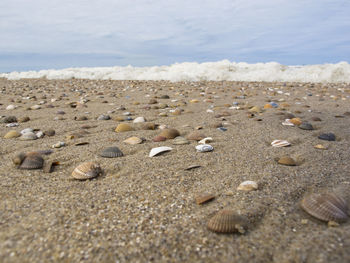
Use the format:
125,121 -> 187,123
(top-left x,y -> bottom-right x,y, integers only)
1,60 -> 350,83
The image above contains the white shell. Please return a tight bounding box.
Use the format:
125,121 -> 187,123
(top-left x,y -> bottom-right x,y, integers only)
195,144 -> 214,152
198,137 -> 213,144
206,109 -> 214,113
237,181 -> 258,191
6,123 -> 19,127
52,141 -> 65,148
6,105 -> 16,110
21,128 -> 34,134
282,119 -> 294,126
20,132 -> 38,140
133,116 -> 146,123
149,146 -> 172,157
271,140 -> 291,147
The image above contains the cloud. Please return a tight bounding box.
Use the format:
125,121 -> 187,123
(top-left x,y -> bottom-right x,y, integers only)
0,0 -> 349,71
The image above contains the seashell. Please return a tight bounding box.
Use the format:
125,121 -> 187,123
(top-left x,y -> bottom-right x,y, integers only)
271,140 -> 291,147
115,123 -> 133,132
100,147 -> 124,158
18,116 -> 30,123
314,144 -> 327,150
36,131 -> 44,138
282,119 -> 294,126
237,181 -> 258,191
249,106 -> 262,113
4,130 -> 21,139
12,152 -> 26,165
301,192 -> 348,222
190,99 -> 199,103
141,122 -> 157,130
217,127 -> 227,131
187,131 -> 206,141
72,162 -> 103,180
133,116 -> 146,123
21,128 -> 34,134
153,135 -> 167,142
97,114 -> 110,120
20,132 -> 37,140
123,136 -> 143,145
75,142 -> 89,146
299,122 -> 314,130
44,129 -> 55,136
52,141 -> 65,148
195,193 -> 215,205
74,116 -> 88,121
318,133 -> 336,141
158,112 -> 167,117
172,136 -> 190,145
198,137 -> 213,144
30,105 -> 41,110
207,209 -> 247,234
6,123 -> 19,127
20,152 -> 44,170
0,116 -> 17,123
264,103 -> 273,109
184,165 -> 201,170
196,144 -> 214,152
149,146 -> 172,157
277,156 -> 296,166
148,98 -> 158,104
36,149 -> 53,155
113,116 -> 125,122
290,118 -> 302,126
159,128 -> 180,139
6,105 -> 17,110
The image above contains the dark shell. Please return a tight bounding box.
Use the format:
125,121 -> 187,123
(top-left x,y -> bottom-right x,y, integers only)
44,129 -> 56,136
0,116 -> 17,123
301,192 -> 349,222
72,162 -> 102,180
20,152 -> 44,169
318,133 -> 336,141
298,122 -> 314,130
100,147 -> 124,158
207,209 -> 247,234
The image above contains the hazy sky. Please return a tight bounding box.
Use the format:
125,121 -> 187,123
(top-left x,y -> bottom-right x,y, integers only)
0,0 -> 349,72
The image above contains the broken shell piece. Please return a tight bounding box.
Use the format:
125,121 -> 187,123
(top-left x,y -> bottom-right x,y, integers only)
149,146 -> 172,157
314,144 -> 327,150
195,193 -> 215,205
195,144 -> 213,152
271,140 -> 291,147
184,165 -> 201,171
198,137 -> 213,144
237,181 -> 258,191
282,119 -> 294,126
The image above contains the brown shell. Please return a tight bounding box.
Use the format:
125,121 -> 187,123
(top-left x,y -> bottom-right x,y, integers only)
159,128 -> 180,139
115,123 -> 133,132
99,147 -> 124,158
4,130 -> 21,139
277,156 -> 296,166
141,123 -> 157,130
301,192 -> 349,222
153,135 -> 167,142
186,131 -> 206,141
12,152 -> 27,165
20,152 -> 44,169
207,209 -> 247,234
72,162 -> 102,180
195,193 -> 215,205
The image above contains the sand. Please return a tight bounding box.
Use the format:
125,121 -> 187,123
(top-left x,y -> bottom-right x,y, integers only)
0,78 -> 350,262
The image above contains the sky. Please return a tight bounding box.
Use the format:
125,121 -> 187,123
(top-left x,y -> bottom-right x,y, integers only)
0,0 -> 349,72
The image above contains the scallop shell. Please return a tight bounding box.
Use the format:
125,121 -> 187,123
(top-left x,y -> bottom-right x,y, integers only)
187,131 -> 206,141
115,123 -> 134,132
4,130 -> 21,139
271,140 -> 291,147
237,181 -> 258,191
100,147 -> 124,158
196,144 -> 214,152
159,128 -> 180,139
123,136 -> 143,145
72,162 -> 102,180
198,137 -> 213,144
149,146 -> 172,157
12,152 -> 27,165
195,193 -> 215,205
20,152 -> 44,169
207,209 -> 247,234
301,192 -> 348,222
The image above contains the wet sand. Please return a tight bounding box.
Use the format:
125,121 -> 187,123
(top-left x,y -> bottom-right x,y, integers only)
0,78 -> 350,262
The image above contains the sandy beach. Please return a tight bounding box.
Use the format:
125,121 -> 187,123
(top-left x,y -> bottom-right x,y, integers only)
0,78 -> 349,262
